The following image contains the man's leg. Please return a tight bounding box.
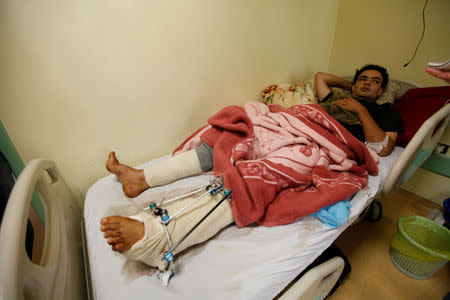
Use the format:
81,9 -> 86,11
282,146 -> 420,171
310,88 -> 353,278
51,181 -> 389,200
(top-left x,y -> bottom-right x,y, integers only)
102,143 -> 226,267
106,143 -> 213,197
101,192 -> 233,268
106,152 -> 150,197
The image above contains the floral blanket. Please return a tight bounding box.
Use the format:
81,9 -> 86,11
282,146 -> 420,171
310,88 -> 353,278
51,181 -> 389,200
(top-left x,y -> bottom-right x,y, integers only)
174,102 -> 379,227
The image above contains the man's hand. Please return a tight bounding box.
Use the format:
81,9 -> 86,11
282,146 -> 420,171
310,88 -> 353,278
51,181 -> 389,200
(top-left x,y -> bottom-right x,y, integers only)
314,72 -> 352,101
426,67 -> 450,84
334,97 -> 366,114
335,97 -> 396,156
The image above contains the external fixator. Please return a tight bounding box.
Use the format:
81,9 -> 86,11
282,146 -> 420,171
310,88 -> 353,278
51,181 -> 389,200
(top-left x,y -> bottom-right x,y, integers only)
162,187 -> 231,265
144,176 -> 231,260
142,176 -> 231,286
143,176 -> 230,226
150,177 -> 232,286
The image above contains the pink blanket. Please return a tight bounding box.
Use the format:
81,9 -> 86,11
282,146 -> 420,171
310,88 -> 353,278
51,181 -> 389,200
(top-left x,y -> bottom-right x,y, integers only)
174,102 -> 379,227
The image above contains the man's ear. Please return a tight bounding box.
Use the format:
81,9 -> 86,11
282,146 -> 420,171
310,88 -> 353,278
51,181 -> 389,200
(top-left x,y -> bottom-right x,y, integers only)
377,88 -> 383,96
351,84 -> 355,93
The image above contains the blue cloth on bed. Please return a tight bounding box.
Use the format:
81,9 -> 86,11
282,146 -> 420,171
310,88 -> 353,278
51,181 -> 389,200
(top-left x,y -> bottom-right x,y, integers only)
312,199 -> 351,227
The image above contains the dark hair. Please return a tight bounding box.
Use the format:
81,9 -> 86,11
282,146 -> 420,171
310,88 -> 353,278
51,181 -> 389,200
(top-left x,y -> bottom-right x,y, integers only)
352,64 -> 389,89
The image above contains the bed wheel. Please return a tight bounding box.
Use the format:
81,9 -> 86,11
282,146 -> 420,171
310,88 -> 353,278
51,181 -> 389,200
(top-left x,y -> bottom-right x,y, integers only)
364,200 -> 383,222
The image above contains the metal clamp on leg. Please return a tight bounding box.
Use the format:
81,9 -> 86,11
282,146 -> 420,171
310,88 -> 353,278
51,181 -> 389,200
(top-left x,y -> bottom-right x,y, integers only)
159,189 -> 210,225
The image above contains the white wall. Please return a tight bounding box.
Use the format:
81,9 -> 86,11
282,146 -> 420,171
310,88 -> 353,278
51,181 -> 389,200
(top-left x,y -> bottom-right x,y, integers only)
329,0 -> 450,86
328,0 -> 450,205
0,0 -> 341,207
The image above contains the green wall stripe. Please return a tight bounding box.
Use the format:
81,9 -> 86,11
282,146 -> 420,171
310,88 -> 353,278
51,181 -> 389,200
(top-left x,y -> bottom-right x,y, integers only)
0,121 -> 45,223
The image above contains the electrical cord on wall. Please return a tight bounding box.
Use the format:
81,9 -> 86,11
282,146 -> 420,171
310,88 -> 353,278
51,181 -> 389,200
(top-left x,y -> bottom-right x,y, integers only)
403,0 -> 429,67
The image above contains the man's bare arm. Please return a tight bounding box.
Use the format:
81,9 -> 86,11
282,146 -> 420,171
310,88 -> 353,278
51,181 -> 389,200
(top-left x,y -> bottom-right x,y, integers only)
335,98 -> 397,156
356,107 -> 397,156
314,72 -> 353,101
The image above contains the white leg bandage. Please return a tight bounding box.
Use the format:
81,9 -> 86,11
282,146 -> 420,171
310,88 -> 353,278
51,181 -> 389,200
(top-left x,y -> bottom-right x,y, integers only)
144,150 -> 202,187
123,193 -> 233,269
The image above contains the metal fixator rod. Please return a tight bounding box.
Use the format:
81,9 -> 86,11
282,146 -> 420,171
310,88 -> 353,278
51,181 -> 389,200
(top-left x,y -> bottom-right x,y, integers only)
158,187 -> 206,207
162,190 -> 211,224
163,189 -> 232,262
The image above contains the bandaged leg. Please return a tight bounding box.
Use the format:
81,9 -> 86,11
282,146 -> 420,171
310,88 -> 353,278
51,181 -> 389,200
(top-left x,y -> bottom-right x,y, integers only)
144,142 -> 214,187
106,143 -> 213,197
123,193 -> 233,269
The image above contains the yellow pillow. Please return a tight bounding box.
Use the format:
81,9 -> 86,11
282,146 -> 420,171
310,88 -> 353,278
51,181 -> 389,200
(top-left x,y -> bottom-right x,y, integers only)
263,79 -> 318,108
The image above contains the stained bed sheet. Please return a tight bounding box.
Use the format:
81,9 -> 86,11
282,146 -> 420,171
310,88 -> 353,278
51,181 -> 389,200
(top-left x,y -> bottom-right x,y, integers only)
83,147 -> 403,300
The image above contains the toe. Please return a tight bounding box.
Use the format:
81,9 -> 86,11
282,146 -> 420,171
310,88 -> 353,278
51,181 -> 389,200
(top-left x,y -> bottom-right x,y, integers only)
107,236 -> 124,245
104,230 -> 120,238
101,216 -> 123,225
106,152 -> 119,172
108,151 -> 116,160
101,223 -> 119,231
112,243 -> 129,253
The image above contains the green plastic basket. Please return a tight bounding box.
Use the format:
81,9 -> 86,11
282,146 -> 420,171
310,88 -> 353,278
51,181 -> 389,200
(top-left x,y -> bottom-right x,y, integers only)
390,215 -> 450,279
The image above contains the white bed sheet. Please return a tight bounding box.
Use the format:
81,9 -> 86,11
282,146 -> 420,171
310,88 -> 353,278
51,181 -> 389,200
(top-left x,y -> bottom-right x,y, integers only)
83,147 -> 403,300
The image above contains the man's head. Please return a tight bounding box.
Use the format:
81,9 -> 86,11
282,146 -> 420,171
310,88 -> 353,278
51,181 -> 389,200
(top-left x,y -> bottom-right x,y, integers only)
351,64 -> 389,101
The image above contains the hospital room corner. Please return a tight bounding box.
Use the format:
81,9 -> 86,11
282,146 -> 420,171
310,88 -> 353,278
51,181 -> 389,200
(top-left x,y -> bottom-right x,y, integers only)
1,0 -> 450,299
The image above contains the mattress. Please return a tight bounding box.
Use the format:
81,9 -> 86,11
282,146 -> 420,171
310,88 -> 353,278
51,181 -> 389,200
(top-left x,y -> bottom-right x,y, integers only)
83,147 -> 403,300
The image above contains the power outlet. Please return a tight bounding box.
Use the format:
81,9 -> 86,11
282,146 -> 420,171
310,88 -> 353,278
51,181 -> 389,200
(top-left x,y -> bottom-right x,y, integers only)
434,143 -> 449,155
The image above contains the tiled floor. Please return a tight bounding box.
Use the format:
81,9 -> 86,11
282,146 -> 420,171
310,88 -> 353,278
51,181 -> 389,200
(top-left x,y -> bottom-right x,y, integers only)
330,189 -> 449,300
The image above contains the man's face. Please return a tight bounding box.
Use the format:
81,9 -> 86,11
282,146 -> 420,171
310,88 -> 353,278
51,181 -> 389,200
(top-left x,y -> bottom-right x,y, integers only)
351,69 -> 383,101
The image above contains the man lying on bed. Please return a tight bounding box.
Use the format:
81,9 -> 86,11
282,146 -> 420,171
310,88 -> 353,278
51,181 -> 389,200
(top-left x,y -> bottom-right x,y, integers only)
315,64 -> 403,156
100,64 -> 392,270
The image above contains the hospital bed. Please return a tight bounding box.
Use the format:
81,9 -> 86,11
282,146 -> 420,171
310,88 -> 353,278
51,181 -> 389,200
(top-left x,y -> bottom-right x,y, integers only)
1,79 -> 449,300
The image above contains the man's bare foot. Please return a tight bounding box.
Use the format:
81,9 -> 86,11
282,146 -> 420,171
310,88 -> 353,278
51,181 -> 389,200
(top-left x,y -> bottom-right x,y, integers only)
106,152 -> 150,197
100,216 -> 145,252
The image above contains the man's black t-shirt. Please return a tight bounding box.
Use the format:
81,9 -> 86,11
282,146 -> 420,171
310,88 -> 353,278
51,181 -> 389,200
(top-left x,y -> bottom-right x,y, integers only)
322,92 -> 404,142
